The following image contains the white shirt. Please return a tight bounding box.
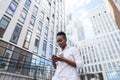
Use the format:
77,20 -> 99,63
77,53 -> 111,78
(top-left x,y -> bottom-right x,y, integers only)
52,46 -> 84,80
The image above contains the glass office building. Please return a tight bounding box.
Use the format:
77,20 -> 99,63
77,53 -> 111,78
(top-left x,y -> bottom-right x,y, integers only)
0,0 -> 65,80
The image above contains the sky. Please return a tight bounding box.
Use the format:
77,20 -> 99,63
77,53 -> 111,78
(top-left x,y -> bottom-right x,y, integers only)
65,0 -> 104,39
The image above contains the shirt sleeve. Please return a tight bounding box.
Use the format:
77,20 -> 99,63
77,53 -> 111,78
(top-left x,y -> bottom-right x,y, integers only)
73,47 -> 84,69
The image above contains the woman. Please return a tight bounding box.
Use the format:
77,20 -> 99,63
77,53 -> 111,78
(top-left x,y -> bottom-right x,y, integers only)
52,31 -> 84,80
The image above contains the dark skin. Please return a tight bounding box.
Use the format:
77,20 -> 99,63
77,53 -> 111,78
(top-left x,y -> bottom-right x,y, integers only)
52,35 -> 77,69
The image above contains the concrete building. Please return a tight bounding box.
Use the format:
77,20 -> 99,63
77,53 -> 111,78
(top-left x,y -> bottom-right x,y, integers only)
89,4 -> 118,36
0,0 -> 65,80
77,4 -> 120,80
105,0 -> 120,29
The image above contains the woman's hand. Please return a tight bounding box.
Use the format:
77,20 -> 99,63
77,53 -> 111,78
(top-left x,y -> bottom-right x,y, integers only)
52,54 -> 57,69
56,55 -> 77,67
52,55 -> 65,62
52,54 -> 58,62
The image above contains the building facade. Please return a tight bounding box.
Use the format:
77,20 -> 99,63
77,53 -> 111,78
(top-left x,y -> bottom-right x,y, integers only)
105,0 -> 120,29
89,4 -> 118,36
78,4 -> 120,80
0,0 -> 65,80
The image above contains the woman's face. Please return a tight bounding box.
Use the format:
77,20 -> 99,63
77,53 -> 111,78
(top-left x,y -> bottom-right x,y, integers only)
56,35 -> 66,48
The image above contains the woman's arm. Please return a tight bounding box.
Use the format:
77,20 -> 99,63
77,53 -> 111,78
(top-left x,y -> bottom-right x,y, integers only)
52,55 -> 57,69
52,61 -> 57,69
56,48 -> 84,68
57,56 -> 77,67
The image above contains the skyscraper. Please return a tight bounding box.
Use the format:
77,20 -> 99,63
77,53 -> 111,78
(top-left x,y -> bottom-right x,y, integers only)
75,22 -> 85,41
0,0 -> 65,80
66,13 -> 85,44
78,4 -> 120,80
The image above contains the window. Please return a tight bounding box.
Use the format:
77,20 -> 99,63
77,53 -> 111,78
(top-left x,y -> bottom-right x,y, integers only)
1,49 -> 13,70
40,12 -> 44,21
42,40 -> 47,57
49,45 -> 53,59
47,2 -> 51,16
52,14 -> 55,21
0,15 -> 11,29
112,62 -> 117,69
0,44 -> 14,70
23,31 -> 32,48
0,47 -> 5,58
95,65 -> 98,71
42,4 -> 45,12
93,16 -> 95,18
34,37 -> 40,53
46,18 -> 49,26
10,23 -> 22,43
31,56 -> 37,66
88,66 -> 91,72
104,63 -> 108,71
42,0 -> 47,9
32,5 -> 38,16
51,22 -> 54,31
44,27 -> 48,39
40,58 -> 45,67
53,5 -> 55,13
56,19 -> 59,25
16,51 -> 26,73
55,48 -> 58,54
99,64 -> 102,71
24,0 -> 31,9
7,47 -> 20,73
19,9 -> 27,24
37,21 -> 42,34
6,0 -> 18,16
92,65 -> 94,72
35,0 -> 40,4
50,31 -> 54,43
0,15 -> 11,37
84,67 -> 87,73
56,27 -> 59,33
29,16 -> 36,29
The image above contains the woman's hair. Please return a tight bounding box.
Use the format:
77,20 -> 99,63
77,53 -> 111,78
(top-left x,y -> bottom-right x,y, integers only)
57,31 -> 66,39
